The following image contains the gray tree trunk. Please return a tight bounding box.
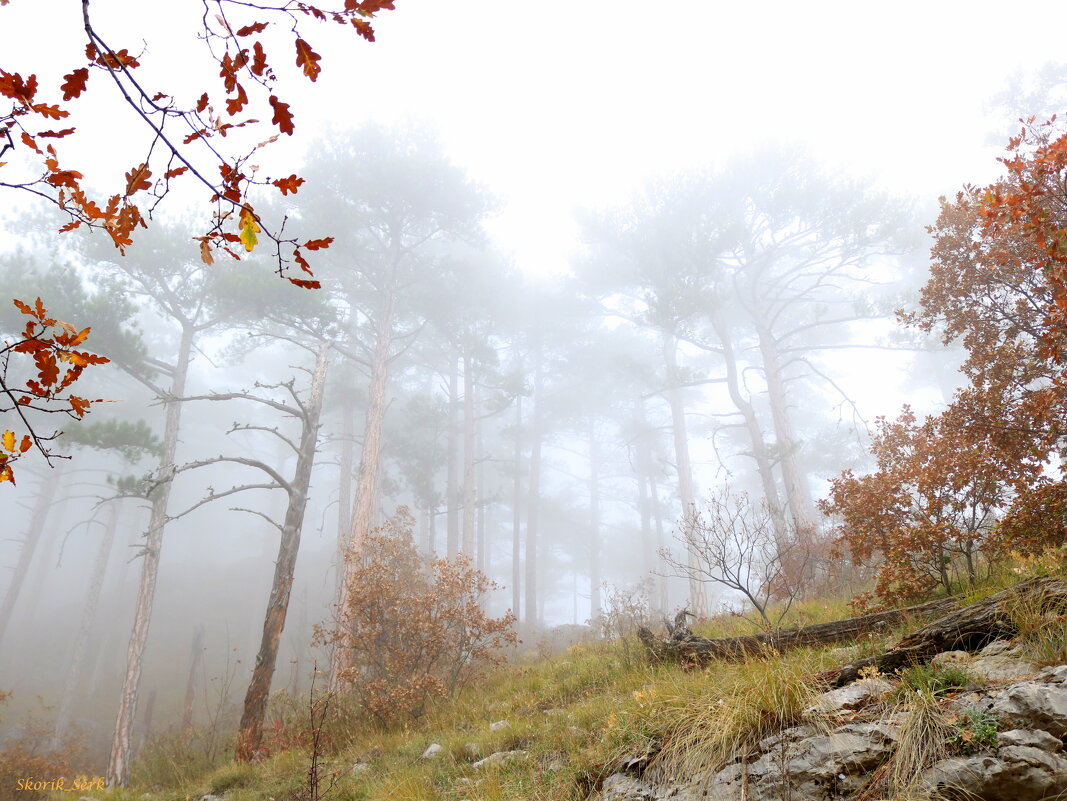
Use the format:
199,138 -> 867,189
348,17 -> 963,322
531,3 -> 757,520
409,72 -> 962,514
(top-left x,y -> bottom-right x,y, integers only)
53,500 -> 121,748
524,345 -> 543,629
236,344 -> 330,761
511,396 -> 522,619
663,333 -> 705,615
588,417 -> 601,621
0,464 -> 63,648
446,354 -> 460,557
330,246 -> 398,691
107,322 -> 194,788
462,352 -> 476,556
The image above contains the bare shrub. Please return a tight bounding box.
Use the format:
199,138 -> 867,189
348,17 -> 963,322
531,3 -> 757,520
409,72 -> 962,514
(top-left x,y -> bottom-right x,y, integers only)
659,487 -> 808,629
596,580 -> 654,668
320,508 -> 518,726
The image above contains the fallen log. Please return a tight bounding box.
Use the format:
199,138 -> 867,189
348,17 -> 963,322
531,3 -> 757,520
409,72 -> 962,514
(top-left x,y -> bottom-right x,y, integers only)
831,575 -> 1067,685
638,576 -> 1067,675
637,596 -> 959,664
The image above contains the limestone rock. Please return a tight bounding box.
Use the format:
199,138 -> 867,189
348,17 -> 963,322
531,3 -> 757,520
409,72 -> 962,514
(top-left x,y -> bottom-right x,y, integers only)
998,729 -> 1064,752
421,743 -> 443,759
932,650 -> 972,668
992,681 -> 1067,738
472,749 -> 526,768
489,719 -> 509,731
808,678 -> 895,714
921,745 -> 1067,801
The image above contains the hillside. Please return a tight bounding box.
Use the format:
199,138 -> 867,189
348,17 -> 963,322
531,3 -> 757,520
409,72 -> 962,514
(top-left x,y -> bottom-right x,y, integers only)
24,567 -> 1067,801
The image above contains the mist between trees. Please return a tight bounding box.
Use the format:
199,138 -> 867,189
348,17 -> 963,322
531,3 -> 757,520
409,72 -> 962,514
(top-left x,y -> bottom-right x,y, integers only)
1,116 -> 1065,785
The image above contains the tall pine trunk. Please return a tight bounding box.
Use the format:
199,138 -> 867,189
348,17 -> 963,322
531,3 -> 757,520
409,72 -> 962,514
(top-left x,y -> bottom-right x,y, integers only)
663,333 -> 705,614
462,351 -> 476,555
524,345 -> 543,629
755,324 -> 816,534
511,396 -> 522,619
329,247 -> 398,691
710,315 -> 788,540
53,501 -> 121,748
446,354 -> 460,557
108,323 -> 194,788
235,344 -> 330,761
588,418 -> 601,621
0,465 -> 63,648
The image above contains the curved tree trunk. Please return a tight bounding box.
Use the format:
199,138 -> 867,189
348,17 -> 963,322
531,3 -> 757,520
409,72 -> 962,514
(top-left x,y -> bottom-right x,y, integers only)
663,333 -> 706,615
235,344 -> 330,761
524,342 -> 543,629
108,322 -> 194,788
330,248 -> 398,692
462,351 -> 476,556
0,464 -> 63,649
511,396 -> 522,619
53,500 -> 121,748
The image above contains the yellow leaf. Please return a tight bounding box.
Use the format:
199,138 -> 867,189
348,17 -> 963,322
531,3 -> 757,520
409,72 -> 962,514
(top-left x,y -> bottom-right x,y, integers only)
2,430 -> 15,452
239,208 -> 260,252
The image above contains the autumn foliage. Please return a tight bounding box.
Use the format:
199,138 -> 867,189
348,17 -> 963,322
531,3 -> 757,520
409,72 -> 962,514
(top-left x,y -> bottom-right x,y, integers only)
0,0 -> 395,286
824,119 -> 1067,607
0,297 -> 109,483
319,509 -> 518,726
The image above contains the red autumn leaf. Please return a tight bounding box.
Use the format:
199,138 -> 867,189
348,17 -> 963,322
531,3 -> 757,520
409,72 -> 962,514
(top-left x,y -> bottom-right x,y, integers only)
124,163 -> 152,196
269,95 -> 294,135
293,248 -> 312,274
303,237 -> 334,250
33,351 -> 59,387
46,170 -> 83,189
37,128 -> 76,139
60,68 -> 89,100
96,48 -> 140,70
58,220 -> 82,233
20,132 -> 41,154
226,83 -> 249,116
31,103 -> 69,120
352,19 -> 375,41
0,70 -> 37,103
294,39 -> 322,82
272,174 -> 305,195
251,41 -> 269,76
196,92 -> 209,113
164,166 -> 189,179
69,396 -> 91,418
288,277 -> 321,290
237,21 -> 269,36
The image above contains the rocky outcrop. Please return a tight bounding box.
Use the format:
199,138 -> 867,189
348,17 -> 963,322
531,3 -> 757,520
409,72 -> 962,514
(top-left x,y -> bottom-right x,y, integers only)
597,641 -> 1067,801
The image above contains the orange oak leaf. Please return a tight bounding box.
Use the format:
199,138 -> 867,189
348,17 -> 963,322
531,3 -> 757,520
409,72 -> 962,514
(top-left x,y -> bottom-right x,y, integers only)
303,237 -> 334,250
272,174 -> 305,195
269,95 -> 294,135
295,39 -> 322,82
31,103 -> 69,120
237,22 -> 269,36
124,163 -> 152,196
60,68 -> 89,100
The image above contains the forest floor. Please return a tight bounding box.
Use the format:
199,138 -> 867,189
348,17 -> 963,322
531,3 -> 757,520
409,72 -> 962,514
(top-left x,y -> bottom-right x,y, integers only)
40,558 -> 1067,801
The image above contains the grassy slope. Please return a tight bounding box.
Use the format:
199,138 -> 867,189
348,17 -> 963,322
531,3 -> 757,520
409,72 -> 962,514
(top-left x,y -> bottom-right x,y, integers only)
63,556 -> 1067,801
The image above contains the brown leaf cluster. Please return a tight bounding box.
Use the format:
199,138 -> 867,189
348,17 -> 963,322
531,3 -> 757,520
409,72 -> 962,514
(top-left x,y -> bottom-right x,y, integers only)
320,508 -> 517,726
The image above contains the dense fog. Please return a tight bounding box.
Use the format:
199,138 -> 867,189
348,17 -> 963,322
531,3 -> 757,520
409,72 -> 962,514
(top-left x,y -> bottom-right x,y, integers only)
2,0 -> 1065,782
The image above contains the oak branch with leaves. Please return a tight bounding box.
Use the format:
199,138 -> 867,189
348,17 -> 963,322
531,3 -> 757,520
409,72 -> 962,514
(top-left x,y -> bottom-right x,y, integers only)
0,0 -> 394,476
0,0 -> 395,286
0,297 -> 109,483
